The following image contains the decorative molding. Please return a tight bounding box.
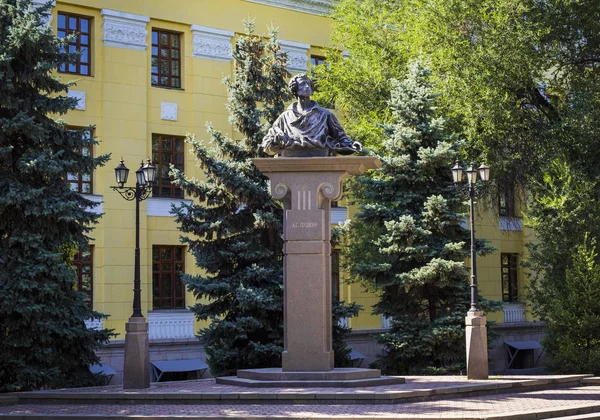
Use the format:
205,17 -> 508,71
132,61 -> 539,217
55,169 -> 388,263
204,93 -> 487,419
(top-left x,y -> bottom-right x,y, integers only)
147,198 -> 192,217
85,318 -> 103,330
245,0 -> 333,16
190,25 -> 233,62
31,0 -> 55,25
499,216 -> 523,231
161,102 -> 178,121
84,194 -> 103,215
280,39 -> 310,72
68,90 -> 86,111
330,206 -> 348,225
101,9 -> 149,51
148,311 -> 195,340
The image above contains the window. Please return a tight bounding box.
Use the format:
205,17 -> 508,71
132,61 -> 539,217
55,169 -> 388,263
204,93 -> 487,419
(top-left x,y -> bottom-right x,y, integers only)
57,12 -> 91,76
151,29 -> 181,88
332,250 -> 340,300
66,127 -> 93,194
152,134 -> 184,198
309,55 -> 334,108
499,182 -> 516,217
152,246 -> 186,310
501,253 -> 518,302
310,55 -> 326,68
73,246 -> 93,309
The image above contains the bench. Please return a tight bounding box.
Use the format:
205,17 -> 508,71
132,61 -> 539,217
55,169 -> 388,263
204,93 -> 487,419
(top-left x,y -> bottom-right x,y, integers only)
350,349 -> 366,368
151,359 -> 208,382
90,363 -> 117,385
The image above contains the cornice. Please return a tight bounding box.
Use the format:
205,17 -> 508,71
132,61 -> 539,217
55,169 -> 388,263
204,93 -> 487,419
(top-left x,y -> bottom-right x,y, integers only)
245,0 -> 333,16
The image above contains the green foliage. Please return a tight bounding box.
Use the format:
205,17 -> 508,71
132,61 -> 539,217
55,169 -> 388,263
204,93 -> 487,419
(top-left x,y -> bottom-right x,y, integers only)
539,235 -> 600,375
343,61 -> 499,375
0,0 -> 112,392
323,0 -> 600,374
525,158 -> 600,376
319,0 -> 600,188
332,299 -> 362,367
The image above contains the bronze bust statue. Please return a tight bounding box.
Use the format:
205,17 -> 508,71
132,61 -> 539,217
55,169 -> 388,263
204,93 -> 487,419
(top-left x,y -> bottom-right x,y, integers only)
261,74 -> 362,157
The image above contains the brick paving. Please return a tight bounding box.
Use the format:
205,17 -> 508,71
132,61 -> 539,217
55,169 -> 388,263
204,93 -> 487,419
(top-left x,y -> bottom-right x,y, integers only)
1,377 -> 600,419
1,386 -> 600,418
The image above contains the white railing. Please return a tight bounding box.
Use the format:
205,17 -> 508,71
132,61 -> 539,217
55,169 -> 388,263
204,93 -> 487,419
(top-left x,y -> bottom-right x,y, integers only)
331,207 -> 348,225
503,304 -> 526,323
338,317 -> 349,328
148,311 -> 195,339
85,318 -> 103,330
381,315 -> 393,329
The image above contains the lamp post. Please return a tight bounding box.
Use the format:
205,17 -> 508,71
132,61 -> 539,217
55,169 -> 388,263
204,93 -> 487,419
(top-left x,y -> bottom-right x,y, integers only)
111,158 -> 157,389
452,161 -> 490,380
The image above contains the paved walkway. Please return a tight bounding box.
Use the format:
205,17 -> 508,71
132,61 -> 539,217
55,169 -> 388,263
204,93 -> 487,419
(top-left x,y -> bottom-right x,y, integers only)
1,376 -> 600,419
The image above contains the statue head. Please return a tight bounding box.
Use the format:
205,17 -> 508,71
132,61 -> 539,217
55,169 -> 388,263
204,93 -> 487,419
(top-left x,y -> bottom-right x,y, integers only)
289,73 -> 314,98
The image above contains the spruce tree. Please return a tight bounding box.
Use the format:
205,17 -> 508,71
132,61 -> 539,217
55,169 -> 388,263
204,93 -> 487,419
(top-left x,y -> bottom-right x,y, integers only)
0,0 -> 111,392
171,21 -> 289,377
173,21 -> 360,376
345,61 -> 499,375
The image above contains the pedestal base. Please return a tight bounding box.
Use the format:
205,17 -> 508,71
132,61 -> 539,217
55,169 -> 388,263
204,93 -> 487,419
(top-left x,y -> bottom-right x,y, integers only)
465,311 -> 489,380
216,368 -> 405,388
123,316 -> 150,389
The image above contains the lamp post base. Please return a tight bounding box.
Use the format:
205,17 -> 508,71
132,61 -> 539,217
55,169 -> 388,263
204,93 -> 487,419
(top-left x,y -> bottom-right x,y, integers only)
122,316 -> 150,389
465,311 -> 489,380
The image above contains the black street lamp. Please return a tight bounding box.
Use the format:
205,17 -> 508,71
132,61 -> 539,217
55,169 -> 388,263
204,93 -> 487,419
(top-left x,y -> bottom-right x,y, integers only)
452,161 -> 490,311
452,160 -> 490,380
111,158 -> 156,389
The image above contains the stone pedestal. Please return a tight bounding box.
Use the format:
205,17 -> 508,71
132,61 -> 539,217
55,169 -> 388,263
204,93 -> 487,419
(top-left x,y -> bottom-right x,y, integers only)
254,156 -> 381,372
217,157 -> 405,387
122,316 -> 150,389
465,311 -> 489,380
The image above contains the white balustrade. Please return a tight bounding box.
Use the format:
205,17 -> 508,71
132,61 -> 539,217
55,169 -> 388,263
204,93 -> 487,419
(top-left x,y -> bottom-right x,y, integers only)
338,317 -> 349,328
381,315 -> 393,329
148,311 -> 195,340
503,304 -> 526,323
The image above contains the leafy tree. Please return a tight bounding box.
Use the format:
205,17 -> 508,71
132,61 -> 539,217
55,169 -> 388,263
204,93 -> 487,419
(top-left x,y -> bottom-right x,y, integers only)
343,61 -> 499,375
534,233 -> 600,374
317,0 -> 600,187
172,21 -> 358,376
525,159 -> 600,374
0,0 -> 111,392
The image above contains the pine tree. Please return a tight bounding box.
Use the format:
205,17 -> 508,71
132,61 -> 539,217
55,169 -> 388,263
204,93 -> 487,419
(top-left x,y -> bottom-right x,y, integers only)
171,21 -> 289,377
344,61 -> 499,375
0,0 -> 112,392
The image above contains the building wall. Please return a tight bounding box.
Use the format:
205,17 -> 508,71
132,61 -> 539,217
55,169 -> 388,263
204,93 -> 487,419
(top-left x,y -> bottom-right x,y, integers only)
55,0 -> 334,339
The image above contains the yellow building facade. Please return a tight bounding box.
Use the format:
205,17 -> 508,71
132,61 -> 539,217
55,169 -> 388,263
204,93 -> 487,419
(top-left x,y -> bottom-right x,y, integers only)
46,0 -> 538,381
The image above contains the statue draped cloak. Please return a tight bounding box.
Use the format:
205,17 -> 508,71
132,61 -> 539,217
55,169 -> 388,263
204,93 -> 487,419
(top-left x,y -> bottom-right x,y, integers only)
262,100 -> 358,156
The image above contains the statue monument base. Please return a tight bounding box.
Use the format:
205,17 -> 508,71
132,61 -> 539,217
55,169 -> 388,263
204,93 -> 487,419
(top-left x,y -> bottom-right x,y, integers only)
216,367 -> 404,387
216,156 -> 403,387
